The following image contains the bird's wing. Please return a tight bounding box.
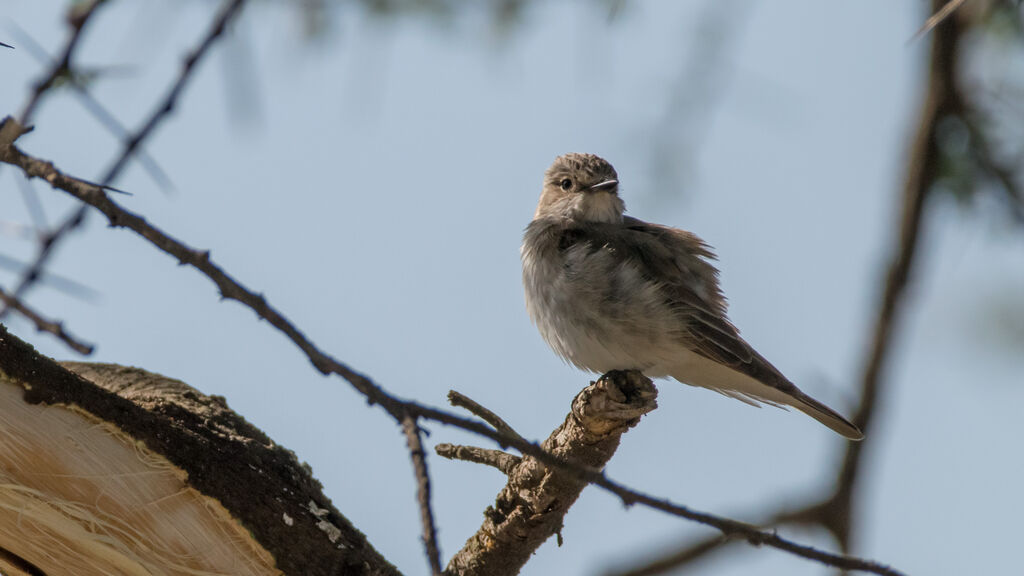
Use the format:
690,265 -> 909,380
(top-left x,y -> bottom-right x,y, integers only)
616,217 -> 795,390
595,218 -> 862,440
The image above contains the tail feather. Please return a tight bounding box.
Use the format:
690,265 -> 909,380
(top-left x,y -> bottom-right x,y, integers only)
793,393 -> 863,441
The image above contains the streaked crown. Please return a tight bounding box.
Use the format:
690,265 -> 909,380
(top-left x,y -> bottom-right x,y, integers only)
545,153 -> 619,192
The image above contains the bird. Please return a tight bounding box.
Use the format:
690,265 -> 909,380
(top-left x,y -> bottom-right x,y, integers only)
521,153 -> 863,440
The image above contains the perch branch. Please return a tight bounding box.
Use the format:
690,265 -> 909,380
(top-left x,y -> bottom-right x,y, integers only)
445,370 -> 659,576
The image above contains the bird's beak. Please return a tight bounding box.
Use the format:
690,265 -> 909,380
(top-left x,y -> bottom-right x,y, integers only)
586,179 -> 618,193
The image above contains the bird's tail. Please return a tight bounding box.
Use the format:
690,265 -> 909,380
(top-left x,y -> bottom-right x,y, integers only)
793,392 -> 863,441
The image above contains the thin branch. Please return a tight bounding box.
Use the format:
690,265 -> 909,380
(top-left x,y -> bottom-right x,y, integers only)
0,209 -> 85,322
0,285 -> 94,354
606,534 -> 732,576
403,415 -> 443,576
15,172 -> 48,232
0,0 -> 247,321
9,23 -> 172,191
98,0 -> 245,185
18,0 -> 110,125
604,497 -> 833,576
0,249 -> 99,300
912,0 -> 969,41
447,390 -> 527,446
0,125 -> 904,576
435,443 -> 520,475
829,1 -> 964,549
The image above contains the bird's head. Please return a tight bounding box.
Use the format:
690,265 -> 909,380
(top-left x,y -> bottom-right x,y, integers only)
536,153 -> 624,223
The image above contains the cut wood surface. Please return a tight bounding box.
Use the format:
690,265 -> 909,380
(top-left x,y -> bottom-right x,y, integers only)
0,325 -> 397,576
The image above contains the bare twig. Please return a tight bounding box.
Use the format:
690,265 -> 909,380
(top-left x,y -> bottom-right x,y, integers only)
0,285 -> 94,354
447,390 -> 527,446
14,174 -> 48,232
403,415 -> 443,576
99,0 -> 245,184
0,0 -> 247,321
0,125 -> 904,576
0,210 -> 86,323
606,534 -> 731,576
912,0 -> 969,41
9,23 -> 172,190
830,1 -> 964,549
435,443 -> 521,475
18,0 -> 110,125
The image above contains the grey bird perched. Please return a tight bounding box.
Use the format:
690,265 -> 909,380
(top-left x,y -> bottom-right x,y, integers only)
522,153 -> 863,440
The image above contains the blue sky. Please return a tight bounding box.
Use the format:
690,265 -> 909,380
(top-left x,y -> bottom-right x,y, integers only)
3,1 -> 1023,575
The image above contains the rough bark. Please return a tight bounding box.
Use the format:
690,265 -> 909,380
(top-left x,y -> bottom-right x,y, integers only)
0,324 -> 398,576
444,370 -> 658,576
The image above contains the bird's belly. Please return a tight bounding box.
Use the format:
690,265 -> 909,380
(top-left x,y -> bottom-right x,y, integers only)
523,257 -> 683,376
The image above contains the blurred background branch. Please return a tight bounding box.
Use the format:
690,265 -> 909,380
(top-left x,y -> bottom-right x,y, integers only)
609,0 -> 1024,573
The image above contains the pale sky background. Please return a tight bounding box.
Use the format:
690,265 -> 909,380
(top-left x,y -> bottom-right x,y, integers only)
2,1 -> 1024,575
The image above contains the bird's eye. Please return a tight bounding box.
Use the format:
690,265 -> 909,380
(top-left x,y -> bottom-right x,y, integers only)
559,178 -> 572,191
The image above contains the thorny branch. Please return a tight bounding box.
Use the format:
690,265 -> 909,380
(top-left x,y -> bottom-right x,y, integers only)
402,416 -> 443,576
0,120 -> 903,576
0,0 -> 111,326
0,285 -> 93,354
18,0 -> 110,125
98,0 -> 246,184
0,0 -> 246,335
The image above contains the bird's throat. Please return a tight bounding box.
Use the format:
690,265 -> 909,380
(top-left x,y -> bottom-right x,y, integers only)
576,192 -> 625,224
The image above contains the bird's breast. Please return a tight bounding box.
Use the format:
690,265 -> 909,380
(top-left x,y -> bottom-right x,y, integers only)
521,223 -> 684,375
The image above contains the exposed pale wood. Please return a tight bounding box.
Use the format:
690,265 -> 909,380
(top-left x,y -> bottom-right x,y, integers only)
0,325 -> 399,576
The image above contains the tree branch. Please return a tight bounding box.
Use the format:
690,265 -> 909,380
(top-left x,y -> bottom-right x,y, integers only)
97,0 -> 245,185
402,415 -> 443,576
912,0 -> 968,41
0,0 -> 246,322
18,0 -> 110,125
447,390 -> 527,446
435,444 -> 521,475
445,370 -> 658,576
0,285 -> 93,354
830,0 -> 963,549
